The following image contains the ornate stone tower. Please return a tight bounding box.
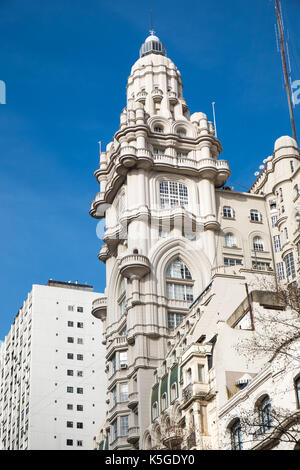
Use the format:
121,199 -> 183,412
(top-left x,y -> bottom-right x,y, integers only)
90,32 -> 231,449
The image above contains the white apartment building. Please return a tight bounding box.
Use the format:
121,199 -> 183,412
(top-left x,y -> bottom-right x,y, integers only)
0,280 -> 106,450
89,31 -> 300,450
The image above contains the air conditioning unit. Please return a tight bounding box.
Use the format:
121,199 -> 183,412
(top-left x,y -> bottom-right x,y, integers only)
120,363 -> 128,370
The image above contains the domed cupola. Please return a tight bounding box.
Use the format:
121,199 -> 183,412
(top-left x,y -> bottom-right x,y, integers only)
139,31 -> 167,58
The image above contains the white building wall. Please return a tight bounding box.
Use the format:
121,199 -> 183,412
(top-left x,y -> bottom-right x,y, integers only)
0,282 -> 106,450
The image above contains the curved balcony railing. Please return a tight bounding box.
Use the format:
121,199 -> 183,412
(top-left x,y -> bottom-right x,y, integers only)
91,296 -> 107,320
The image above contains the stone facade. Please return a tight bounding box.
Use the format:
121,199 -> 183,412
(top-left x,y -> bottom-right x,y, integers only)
90,32 -> 300,450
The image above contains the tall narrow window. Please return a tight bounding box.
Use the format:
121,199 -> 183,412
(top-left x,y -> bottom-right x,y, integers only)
258,396 -> 273,434
120,416 -> 129,436
250,210 -> 260,222
159,181 -> 188,209
120,383 -> 128,402
166,259 -> 193,302
295,376 -> 300,409
284,252 -> 296,281
230,420 -> 243,450
273,235 -> 281,252
225,233 -> 237,248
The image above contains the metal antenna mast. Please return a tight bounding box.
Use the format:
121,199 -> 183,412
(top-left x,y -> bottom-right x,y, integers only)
275,0 -> 297,143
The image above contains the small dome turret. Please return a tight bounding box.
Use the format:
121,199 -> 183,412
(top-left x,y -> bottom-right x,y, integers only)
139,31 -> 167,58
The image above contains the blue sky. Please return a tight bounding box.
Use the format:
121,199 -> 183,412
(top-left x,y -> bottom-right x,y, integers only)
0,0 -> 299,338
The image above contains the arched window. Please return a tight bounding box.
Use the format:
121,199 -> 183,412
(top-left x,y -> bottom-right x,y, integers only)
161,393 -> 167,411
230,419 -> 243,450
295,376 -> 300,408
154,125 -> 164,133
253,236 -> 264,252
167,259 -> 192,280
152,402 -> 158,419
166,259 -> 193,302
159,181 -> 188,209
176,128 -> 186,137
225,233 -> 237,248
171,383 -> 177,402
258,396 -> 273,434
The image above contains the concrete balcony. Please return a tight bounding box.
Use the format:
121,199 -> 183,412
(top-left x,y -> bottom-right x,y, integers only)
119,254 -> 151,279
90,191 -> 110,219
106,335 -> 128,357
120,146 -> 137,168
91,296 -> 107,321
182,382 -> 210,402
162,432 -> 183,450
128,391 -> 138,410
127,426 -> 140,444
168,90 -> 178,104
136,91 -> 147,103
152,88 -> 163,102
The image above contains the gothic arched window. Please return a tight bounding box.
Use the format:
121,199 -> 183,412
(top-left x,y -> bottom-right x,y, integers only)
230,419 -> 243,450
166,258 -> 193,302
258,395 -> 273,434
159,181 -> 188,209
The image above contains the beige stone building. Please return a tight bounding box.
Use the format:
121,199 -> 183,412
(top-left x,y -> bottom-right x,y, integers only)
89,32 -> 300,450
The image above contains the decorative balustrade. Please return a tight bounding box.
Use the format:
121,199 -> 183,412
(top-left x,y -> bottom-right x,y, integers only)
119,254 -> 151,279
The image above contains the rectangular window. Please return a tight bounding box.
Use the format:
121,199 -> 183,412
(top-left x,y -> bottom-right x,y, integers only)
77,338 -> 83,345
252,261 -> 271,271
120,383 -> 128,402
112,387 -> 117,406
77,405 -> 83,411
68,306 -> 74,312
273,235 -> 281,253
66,421 -> 73,428
67,387 -> 73,393
168,312 -> 184,329
271,215 -> 278,227
276,262 -> 285,280
67,404 -> 73,410
119,351 -> 128,368
77,440 -> 83,447
77,422 -> 83,429
67,337 -> 74,343
224,258 -> 243,266
77,322 -> 83,328
198,365 -> 204,382
284,227 -> 289,242
67,321 -> 74,327
290,160 -> 295,173
77,354 -> 83,361
250,210 -> 260,222
284,252 -> 296,280
223,206 -> 233,218
66,439 -> 73,446
67,353 -> 74,360
77,371 -> 83,377
111,354 -> 116,374
120,416 -> 129,436
166,283 -> 193,301
77,388 -> 83,394
77,307 -> 83,313
67,370 -> 73,376
112,420 -> 118,441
